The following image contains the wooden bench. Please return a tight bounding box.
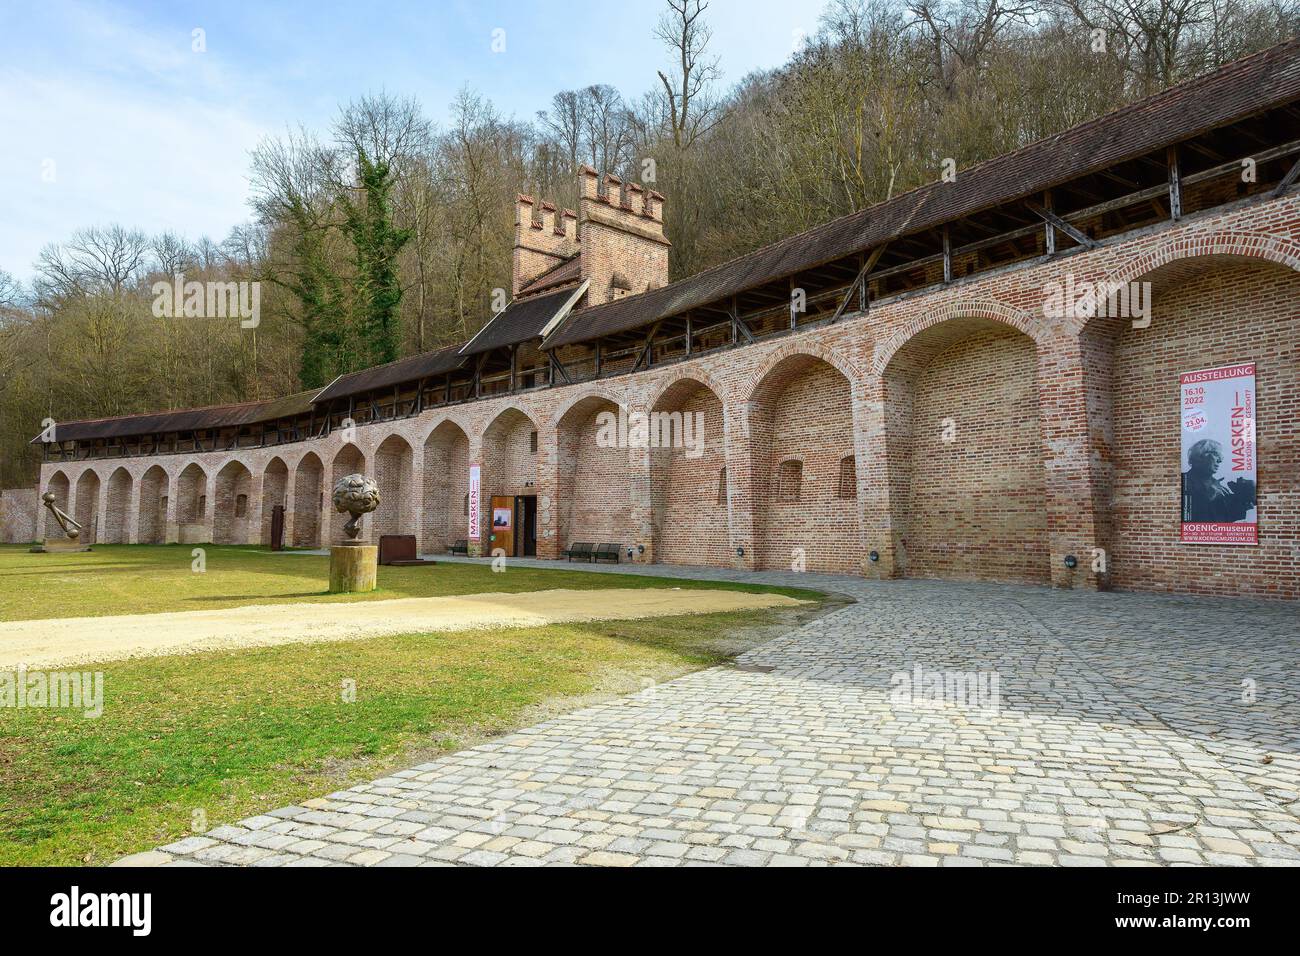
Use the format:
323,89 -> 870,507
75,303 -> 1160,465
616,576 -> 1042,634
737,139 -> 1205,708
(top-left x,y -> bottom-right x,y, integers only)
448,539 -> 469,556
593,543 -> 622,563
563,542 -> 595,562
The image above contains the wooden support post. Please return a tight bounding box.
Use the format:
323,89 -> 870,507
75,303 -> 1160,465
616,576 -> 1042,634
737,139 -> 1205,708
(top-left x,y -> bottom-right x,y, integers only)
1044,189 -> 1056,256
1026,202 -> 1096,250
1272,153 -> 1300,198
594,341 -> 603,377
942,226 -> 952,283
509,344 -> 517,393
858,252 -> 868,313
789,276 -> 798,329
685,312 -> 693,357
1168,145 -> 1182,220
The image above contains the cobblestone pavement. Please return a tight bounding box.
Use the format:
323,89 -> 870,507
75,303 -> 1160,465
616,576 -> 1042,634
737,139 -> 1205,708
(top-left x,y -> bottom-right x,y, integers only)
133,561 -> 1300,867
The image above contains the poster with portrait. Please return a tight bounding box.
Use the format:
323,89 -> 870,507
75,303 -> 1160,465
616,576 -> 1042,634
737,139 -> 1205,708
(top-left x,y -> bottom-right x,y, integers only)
492,507 -> 512,530
1180,363 -> 1257,545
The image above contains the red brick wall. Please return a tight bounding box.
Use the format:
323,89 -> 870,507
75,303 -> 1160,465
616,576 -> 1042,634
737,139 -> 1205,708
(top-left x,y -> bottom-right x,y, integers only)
652,384 -> 730,566
753,359 -> 860,573
902,326 -> 1050,583
556,399 -> 637,547
372,435 -> 415,540
291,453 -> 323,548
1107,261 -> 1300,598
422,423 -> 469,552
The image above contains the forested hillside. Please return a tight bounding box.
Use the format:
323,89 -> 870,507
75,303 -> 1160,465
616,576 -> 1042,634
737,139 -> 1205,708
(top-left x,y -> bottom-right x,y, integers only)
2,0 -> 1295,485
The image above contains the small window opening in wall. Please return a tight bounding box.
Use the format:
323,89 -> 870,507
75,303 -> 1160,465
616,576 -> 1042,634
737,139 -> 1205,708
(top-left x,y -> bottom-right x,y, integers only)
716,467 -> 727,506
529,431 -> 538,454
837,456 -> 857,499
197,495 -> 206,515
235,494 -> 248,518
463,493 -> 469,516
777,460 -> 802,502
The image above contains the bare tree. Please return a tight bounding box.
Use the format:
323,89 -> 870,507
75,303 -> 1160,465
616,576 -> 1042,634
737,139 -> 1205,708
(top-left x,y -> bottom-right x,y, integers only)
654,0 -> 723,149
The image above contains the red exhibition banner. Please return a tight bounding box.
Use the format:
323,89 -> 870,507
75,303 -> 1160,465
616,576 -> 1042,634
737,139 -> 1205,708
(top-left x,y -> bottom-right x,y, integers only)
1179,363 -> 1257,545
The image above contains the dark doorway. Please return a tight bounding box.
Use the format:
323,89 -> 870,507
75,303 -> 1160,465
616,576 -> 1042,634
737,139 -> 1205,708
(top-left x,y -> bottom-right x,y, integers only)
516,495 -> 537,557
270,505 -> 285,551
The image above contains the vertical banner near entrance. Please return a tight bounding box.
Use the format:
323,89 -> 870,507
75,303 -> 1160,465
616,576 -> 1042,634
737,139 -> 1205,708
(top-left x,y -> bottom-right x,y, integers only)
467,464 -> 481,541
1180,363 -> 1257,544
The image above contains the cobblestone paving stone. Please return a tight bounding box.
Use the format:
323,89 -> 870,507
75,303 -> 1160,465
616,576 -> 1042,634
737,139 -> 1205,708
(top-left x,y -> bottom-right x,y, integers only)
139,560 -> 1300,868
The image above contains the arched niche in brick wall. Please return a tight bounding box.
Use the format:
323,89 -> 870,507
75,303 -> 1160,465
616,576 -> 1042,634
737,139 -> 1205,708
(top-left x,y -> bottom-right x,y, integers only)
328,444 -> 366,544
138,465 -> 168,545
423,420 -> 470,553
74,469 -> 101,543
260,457 -> 290,547
291,452 -> 324,548
648,377 -> 730,567
103,466 -> 133,544
747,353 -> 860,575
372,435 -> 415,541
878,315 -> 1049,584
175,462 -> 208,543
1083,246 -> 1300,599
555,394 -> 634,553
213,460 -> 253,546
44,470 -> 70,540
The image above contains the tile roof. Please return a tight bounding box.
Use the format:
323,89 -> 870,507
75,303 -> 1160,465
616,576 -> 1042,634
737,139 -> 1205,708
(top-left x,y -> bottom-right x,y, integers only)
311,344 -> 466,404
459,285 -> 584,356
544,38 -> 1300,348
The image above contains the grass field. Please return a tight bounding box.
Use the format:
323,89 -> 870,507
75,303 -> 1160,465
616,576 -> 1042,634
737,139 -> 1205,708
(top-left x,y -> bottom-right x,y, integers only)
0,544 -> 820,620
0,544 -> 826,866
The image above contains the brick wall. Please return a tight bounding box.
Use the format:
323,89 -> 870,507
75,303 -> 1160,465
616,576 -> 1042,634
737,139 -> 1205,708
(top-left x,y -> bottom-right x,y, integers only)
36,194 -> 1300,599
902,326 -> 1050,583
652,382 -> 730,567
1106,261 -> 1300,598
0,488 -> 37,544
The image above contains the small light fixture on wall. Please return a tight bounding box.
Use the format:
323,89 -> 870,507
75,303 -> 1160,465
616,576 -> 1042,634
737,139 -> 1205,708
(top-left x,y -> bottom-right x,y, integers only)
736,546 -> 745,557
1063,554 -> 1078,569
869,550 -> 879,562
637,544 -> 645,554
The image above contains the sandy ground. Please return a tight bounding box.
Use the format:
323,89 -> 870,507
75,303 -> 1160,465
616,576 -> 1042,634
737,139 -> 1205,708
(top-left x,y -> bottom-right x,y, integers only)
0,588 -> 803,669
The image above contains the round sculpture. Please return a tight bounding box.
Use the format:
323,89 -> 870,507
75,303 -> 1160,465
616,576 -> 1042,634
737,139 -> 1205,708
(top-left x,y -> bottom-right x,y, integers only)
332,473 -> 380,540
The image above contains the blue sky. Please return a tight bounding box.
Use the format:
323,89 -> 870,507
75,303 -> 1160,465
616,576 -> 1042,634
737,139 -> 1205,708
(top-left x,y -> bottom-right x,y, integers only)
0,0 -> 827,282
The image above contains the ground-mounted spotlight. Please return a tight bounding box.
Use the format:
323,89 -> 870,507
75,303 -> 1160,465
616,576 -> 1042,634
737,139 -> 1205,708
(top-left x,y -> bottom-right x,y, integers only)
1064,554 -> 1078,569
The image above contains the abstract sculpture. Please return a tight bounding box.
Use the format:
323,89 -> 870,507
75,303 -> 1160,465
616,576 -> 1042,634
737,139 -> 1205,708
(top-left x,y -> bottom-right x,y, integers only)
42,491 -> 82,539
31,491 -> 91,553
328,473 -> 381,593
332,474 -> 380,540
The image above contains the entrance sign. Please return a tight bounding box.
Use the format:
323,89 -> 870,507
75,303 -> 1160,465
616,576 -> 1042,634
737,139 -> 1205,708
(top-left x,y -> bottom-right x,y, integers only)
468,464 -> 481,541
1180,363 -> 1257,545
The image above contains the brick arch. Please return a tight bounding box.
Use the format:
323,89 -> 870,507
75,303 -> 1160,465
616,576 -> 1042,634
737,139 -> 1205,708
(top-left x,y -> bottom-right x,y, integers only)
871,297 -> 1042,376
138,464 -> 169,544
743,340 -> 864,403
648,373 -> 730,568
103,466 -> 133,544
549,388 -> 624,429
43,469 -> 72,539
418,411 -> 472,449
646,367 -> 731,413
423,419 -> 471,553
1101,228 -> 1300,293
291,451 -> 325,548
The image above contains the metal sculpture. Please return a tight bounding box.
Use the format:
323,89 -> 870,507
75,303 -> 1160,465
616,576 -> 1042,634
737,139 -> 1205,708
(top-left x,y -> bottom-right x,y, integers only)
42,491 -> 82,540
332,473 -> 380,540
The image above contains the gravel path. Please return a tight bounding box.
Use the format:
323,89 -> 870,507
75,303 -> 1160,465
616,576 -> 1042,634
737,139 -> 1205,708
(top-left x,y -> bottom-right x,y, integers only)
0,588 -> 803,669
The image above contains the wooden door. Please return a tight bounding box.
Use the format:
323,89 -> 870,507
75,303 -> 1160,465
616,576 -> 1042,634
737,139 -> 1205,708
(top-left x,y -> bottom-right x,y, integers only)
489,495 -> 514,556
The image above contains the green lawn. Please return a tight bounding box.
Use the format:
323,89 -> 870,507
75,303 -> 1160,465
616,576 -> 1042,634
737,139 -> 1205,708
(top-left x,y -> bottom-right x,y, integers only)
0,543 -> 826,866
0,544 -> 820,620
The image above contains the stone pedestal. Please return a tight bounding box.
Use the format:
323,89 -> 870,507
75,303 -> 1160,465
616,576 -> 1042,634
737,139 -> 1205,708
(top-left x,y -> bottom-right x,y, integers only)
329,543 -> 378,593
30,538 -> 92,554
